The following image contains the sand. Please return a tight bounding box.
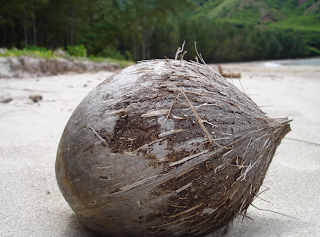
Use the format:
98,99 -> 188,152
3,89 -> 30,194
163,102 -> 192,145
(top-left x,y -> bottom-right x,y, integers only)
0,60 -> 319,237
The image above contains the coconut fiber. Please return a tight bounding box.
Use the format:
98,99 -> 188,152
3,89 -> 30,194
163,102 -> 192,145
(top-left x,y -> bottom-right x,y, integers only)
56,59 -> 291,237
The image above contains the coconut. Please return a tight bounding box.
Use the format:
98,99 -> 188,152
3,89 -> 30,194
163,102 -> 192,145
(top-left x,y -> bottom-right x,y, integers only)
55,59 -> 291,237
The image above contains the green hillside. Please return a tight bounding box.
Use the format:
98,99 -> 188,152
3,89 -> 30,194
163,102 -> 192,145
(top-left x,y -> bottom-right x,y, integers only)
194,0 -> 320,31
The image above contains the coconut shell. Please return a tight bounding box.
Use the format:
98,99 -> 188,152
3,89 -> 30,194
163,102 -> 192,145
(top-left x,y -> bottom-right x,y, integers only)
56,59 -> 291,237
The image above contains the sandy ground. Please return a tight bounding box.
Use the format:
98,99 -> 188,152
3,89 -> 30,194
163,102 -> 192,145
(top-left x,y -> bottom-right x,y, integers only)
0,60 -> 319,237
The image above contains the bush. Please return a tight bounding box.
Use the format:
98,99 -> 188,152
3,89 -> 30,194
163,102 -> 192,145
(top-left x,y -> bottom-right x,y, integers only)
0,46 -> 53,58
67,45 -> 87,57
308,46 -> 320,56
97,48 -> 126,60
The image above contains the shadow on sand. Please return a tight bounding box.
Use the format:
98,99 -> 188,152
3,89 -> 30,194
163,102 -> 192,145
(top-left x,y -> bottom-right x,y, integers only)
61,210 -> 304,237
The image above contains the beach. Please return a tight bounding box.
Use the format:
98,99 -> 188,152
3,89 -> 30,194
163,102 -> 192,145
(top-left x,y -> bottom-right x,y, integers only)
0,60 -> 319,237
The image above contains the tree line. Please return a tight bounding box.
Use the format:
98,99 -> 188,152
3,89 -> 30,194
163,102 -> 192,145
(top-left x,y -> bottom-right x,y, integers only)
0,0 -> 318,62
148,17 -> 315,62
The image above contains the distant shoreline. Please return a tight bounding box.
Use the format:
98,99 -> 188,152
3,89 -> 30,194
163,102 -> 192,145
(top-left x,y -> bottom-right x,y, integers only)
212,57 -> 320,68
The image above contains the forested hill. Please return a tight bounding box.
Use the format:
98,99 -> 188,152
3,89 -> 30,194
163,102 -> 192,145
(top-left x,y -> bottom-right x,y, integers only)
155,0 -> 320,62
0,0 -> 319,63
193,0 -> 320,31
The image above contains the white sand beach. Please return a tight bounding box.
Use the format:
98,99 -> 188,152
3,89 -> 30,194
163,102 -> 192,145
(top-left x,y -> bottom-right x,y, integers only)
0,60 -> 319,237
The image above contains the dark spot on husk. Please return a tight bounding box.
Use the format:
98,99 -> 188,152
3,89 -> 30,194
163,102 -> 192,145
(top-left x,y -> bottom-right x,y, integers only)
107,114 -> 161,153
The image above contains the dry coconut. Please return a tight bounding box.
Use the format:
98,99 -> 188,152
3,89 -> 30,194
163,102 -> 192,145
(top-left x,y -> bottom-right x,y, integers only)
56,58 -> 291,237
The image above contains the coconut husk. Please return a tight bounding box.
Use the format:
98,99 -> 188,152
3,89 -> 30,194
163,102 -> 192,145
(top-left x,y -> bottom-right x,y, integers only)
56,58 -> 291,237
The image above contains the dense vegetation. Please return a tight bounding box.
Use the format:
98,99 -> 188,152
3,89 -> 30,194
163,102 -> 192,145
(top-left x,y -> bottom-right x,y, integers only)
0,0 -> 319,63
